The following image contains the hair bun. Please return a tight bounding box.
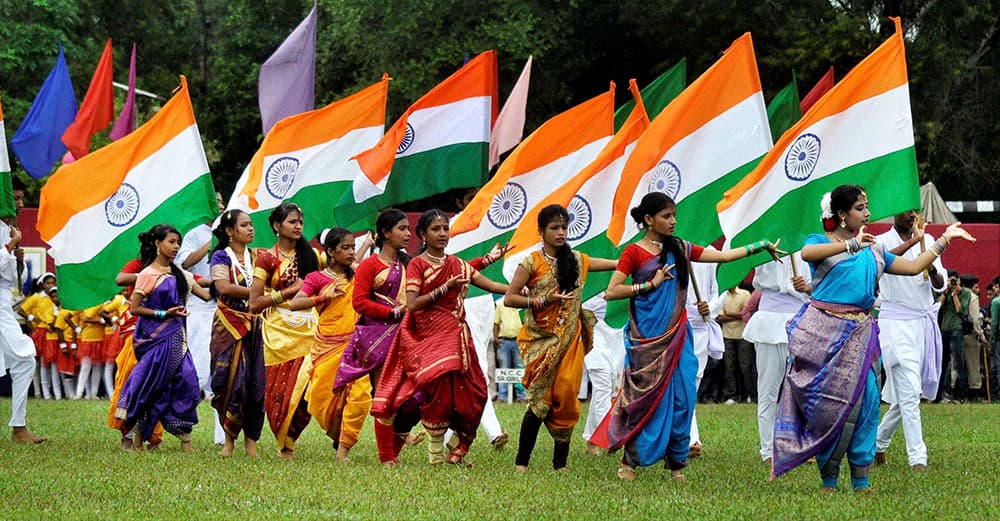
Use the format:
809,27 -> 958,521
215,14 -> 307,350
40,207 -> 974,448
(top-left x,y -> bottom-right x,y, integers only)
629,206 -> 644,225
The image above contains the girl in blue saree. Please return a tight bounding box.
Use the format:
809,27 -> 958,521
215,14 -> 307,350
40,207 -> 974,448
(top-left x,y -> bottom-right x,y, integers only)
604,192 -> 782,481
773,185 -> 974,492
116,224 -> 212,452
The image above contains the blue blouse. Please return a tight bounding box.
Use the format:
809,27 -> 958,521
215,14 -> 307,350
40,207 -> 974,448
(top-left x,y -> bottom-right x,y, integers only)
804,234 -> 896,310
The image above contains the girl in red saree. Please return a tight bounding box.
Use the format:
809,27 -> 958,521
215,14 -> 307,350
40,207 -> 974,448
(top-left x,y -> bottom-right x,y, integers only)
249,203 -> 320,459
372,210 -> 508,466
505,205 -> 617,472
288,227 -> 372,462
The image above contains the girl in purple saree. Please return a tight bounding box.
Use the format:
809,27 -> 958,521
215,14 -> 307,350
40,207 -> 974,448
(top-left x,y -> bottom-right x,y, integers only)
115,224 -> 212,452
774,185 -> 975,492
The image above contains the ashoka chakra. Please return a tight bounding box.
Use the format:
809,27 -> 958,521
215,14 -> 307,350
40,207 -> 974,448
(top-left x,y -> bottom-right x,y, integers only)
567,195 -> 592,241
487,182 -> 527,230
648,160 -> 681,199
784,133 -> 821,181
265,157 -> 300,199
105,183 -> 141,227
396,123 -> 415,155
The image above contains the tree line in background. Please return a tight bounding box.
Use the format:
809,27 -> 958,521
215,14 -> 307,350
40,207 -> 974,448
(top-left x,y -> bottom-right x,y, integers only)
2,0 -> 997,209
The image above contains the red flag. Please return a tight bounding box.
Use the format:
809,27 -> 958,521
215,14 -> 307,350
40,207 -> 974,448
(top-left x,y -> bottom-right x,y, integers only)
799,66 -> 834,113
61,38 -> 115,158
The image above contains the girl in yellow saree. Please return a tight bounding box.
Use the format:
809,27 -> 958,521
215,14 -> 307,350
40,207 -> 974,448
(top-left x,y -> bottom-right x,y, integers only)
249,203 -> 320,459
289,227 -> 372,462
505,205 -> 617,471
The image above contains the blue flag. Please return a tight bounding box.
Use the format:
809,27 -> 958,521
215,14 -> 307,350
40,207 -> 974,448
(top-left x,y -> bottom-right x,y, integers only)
11,43 -> 77,179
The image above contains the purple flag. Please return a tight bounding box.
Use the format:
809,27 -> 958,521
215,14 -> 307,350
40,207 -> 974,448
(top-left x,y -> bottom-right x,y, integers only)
109,43 -> 137,141
10,43 -> 77,179
258,3 -> 317,134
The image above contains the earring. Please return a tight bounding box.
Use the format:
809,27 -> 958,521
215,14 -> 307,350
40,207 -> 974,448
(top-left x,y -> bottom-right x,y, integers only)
840,220 -> 846,229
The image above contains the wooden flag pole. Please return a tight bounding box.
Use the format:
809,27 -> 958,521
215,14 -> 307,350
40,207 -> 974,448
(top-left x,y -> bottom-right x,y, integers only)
689,269 -> 708,322
918,214 -> 928,281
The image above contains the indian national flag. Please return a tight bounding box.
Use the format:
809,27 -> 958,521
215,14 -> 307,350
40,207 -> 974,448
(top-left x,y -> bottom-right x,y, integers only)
37,77 -> 219,309
608,33 -> 771,248
0,96 -> 15,220
716,18 -> 919,290
228,76 -> 388,244
335,51 -> 498,227
447,85 -> 614,295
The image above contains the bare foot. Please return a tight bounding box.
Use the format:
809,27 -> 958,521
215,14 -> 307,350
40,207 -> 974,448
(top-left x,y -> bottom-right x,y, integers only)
617,466 -> 636,481
180,440 -> 195,453
335,445 -> 350,462
490,432 -> 509,450
670,470 -> 685,482
820,486 -> 837,493
278,449 -> 294,460
245,439 -> 258,458
133,439 -> 146,453
381,458 -> 400,467
11,427 -> 47,444
586,442 -> 603,456
405,431 -> 426,446
515,465 -> 528,473
688,443 -> 702,459
120,436 -> 134,451
218,440 -> 235,458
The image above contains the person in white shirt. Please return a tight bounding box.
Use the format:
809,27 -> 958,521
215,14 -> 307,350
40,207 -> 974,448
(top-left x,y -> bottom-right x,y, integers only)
875,210 -> 945,470
1,182 -> 46,443
178,191 -> 224,443
742,255 -> 811,464
686,257 -> 724,456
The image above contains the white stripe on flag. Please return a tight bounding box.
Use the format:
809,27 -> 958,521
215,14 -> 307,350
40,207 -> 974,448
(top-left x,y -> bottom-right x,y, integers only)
397,96 -> 491,159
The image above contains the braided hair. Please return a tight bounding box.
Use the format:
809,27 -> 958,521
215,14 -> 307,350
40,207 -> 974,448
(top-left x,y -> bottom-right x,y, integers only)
137,224 -> 189,297
630,192 -> 688,290
537,205 -> 579,293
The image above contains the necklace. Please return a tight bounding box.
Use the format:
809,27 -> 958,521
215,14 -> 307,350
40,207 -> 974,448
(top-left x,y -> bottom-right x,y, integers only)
323,267 -> 343,280
226,247 -> 252,287
542,249 -> 557,263
154,262 -> 171,273
647,238 -> 663,250
424,251 -> 446,263
276,245 -> 295,259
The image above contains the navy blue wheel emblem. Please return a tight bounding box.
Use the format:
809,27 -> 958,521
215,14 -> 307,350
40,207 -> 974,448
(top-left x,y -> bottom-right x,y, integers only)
784,133 -> 821,181
567,195 -> 592,241
265,157 -> 300,199
487,182 -> 527,230
105,183 -> 140,227
648,160 -> 681,199
396,123 -> 415,155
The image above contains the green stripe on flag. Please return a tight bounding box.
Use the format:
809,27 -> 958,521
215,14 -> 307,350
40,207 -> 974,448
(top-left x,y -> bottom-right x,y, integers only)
672,155 -> 764,247
716,147 -> 920,290
614,58 -> 687,131
574,233 -> 630,328
767,76 -> 802,143
336,141 -> 488,226
248,180 -> 366,248
456,230 -> 516,299
0,172 -> 14,220
55,175 -> 218,309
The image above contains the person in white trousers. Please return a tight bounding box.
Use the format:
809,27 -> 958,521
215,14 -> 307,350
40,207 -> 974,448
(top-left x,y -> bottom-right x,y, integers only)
1,218 -> 46,443
742,256 -> 810,465
875,211 -> 945,470
686,258 -> 724,457
579,296 -> 624,455
178,192 -> 224,444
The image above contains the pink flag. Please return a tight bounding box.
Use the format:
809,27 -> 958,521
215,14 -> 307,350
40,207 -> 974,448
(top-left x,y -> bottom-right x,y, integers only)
109,43 -> 137,141
488,56 -> 532,168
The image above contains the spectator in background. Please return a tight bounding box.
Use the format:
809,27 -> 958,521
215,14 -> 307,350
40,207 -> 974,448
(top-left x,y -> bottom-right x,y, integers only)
717,282 -> 755,404
988,277 -> 999,401
493,299 -> 526,403
937,270 -> 972,402
960,275 -> 986,402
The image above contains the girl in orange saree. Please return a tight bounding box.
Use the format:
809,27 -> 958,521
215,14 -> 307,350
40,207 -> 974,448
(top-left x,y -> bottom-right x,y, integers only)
249,203 -> 320,459
373,210 -> 508,466
289,227 -> 372,462
505,205 -> 617,472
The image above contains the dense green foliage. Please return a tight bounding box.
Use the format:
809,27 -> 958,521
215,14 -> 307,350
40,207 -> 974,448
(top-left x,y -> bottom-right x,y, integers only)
2,1 -> 997,206
1,399 -> 998,518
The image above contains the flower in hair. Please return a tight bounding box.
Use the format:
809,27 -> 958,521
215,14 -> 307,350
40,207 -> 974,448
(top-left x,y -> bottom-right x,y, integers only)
820,192 -> 833,220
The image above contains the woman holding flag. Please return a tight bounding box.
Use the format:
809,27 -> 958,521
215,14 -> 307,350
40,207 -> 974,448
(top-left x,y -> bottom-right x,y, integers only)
604,192 -> 782,482
249,202 -> 320,459
770,185 -> 974,492
506,204 -> 618,472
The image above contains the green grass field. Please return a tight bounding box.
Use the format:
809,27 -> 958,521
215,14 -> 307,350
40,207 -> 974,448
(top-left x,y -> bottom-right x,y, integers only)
1,398 -> 998,519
